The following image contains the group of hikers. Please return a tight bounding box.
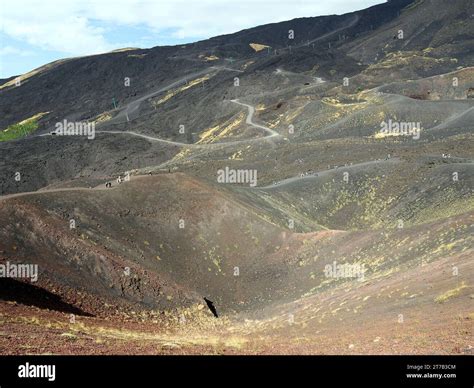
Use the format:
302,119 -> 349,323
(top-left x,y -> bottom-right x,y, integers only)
105,172 -> 130,188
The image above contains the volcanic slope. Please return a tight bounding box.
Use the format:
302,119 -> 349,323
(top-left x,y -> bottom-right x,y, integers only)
0,170 -> 472,354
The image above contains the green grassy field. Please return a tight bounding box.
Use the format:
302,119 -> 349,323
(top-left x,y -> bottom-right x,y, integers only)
0,112 -> 48,142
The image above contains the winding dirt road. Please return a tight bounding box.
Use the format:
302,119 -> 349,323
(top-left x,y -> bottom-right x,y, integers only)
41,99 -> 282,148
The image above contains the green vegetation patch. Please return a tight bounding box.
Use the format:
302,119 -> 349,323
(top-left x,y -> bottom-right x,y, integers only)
0,112 -> 49,142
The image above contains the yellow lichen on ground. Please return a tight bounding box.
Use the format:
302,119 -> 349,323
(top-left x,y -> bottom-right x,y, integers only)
92,111 -> 112,124
284,101 -> 310,123
229,150 -> 243,160
197,112 -> 245,144
152,75 -> 211,107
250,43 -> 270,52
373,130 -> 421,139
17,112 -> 50,126
198,54 -> 219,61
242,61 -> 255,70
166,148 -> 193,167
110,47 -> 140,53
128,54 -> 147,59
364,51 -> 456,74
435,282 -> 468,303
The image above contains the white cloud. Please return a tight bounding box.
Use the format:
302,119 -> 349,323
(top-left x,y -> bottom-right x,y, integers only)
2,17 -> 113,55
0,45 -> 33,56
1,0 -> 384,55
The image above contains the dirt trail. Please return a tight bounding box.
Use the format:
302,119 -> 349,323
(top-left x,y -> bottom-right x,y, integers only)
94,99 -> 281,147
231,99 -> 280,137
297,14 -> 360,48
0,174 -> 148,202
39,99 -> 281,148
107,65 -> 245,125
257,158 -> 400,189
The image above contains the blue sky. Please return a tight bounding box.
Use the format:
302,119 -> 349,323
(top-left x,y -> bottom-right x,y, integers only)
0,0 -> 384,79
